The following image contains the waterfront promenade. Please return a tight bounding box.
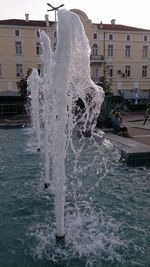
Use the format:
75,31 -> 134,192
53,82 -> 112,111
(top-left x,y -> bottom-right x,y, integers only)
0,113 -> 149,145
122,113 -> 150,146
0,112 -> 149,165
106,112 -> 150,166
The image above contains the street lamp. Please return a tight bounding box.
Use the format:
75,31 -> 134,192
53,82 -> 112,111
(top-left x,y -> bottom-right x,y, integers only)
47,3 -> 64,23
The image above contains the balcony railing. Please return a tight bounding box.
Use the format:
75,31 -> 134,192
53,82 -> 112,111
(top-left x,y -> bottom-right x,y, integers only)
91,76 -> 107,85
90,55 -> 104,63
91,76 -> 101,84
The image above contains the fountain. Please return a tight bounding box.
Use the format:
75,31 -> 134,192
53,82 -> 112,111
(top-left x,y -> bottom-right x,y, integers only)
28,69 -> 41,152
14,9 -> 149,267
1,124 -> 149,267
28,9 -> 104,239
0,14 -> 149,264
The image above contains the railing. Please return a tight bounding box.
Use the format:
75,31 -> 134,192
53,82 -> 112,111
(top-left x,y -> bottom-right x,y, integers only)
90,55 -> 104,62
91,77 -> 101,84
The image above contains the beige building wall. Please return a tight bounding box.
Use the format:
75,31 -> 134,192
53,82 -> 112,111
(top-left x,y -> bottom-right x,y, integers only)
0,9 -> 150,101
71,9 -> 150,101
0,20 -> 50,95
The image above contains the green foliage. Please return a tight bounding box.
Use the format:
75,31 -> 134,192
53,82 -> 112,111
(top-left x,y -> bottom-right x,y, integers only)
97,95 -> 127,128
97,78 -> 113,96
143,103 -> 150,125
16,68 -> 32,101
16,78 -> 28,98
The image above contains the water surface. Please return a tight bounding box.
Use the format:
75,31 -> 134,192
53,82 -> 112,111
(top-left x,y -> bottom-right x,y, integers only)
0,128 -> 149,267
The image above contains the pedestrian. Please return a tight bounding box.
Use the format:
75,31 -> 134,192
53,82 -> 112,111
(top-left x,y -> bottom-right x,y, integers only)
111,111 -> 131,137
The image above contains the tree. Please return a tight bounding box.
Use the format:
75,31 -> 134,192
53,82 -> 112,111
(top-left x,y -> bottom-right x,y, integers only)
16,68 -> 32,118
143,103 -> 150,125
96,95 -> 127,128
16,68 -> 32,101
97,77 -> 113,96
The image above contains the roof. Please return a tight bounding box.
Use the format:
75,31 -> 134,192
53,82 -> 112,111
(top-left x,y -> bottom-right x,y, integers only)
0,17 -> 149,32
97,23 -> 150,32
0,19 -> 54,27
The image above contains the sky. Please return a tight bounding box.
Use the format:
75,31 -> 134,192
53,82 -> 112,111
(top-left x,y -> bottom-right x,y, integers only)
1,0 -> 150,30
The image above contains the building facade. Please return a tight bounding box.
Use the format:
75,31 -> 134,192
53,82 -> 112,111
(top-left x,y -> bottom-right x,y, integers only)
71,9 -> 150,102
0,14 -> 54,95
0,9 -> 150,102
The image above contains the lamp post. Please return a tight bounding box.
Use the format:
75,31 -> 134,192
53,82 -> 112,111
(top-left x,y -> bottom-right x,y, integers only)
47,3 -> 64,23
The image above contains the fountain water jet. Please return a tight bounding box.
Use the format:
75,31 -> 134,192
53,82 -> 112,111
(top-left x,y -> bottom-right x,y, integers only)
40,31 -> 54,189
28,68 -> 41,152
28,9 -> 104,239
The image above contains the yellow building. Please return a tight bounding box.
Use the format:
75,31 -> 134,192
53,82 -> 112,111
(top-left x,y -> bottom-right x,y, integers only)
0,9 -> 150,102
0,14 -> 54,95
72,9 -> 150,102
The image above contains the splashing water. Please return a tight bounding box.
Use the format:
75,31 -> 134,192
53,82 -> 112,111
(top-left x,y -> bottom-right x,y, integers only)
28,9 -> 104,239
28,69 -> 41,151
1,127 -> 149,267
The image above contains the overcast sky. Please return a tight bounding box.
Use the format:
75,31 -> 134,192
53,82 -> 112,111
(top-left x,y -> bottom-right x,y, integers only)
1,0 -> 150,29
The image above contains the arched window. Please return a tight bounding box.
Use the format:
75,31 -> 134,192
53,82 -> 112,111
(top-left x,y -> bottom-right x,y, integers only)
92,43 -> 98,56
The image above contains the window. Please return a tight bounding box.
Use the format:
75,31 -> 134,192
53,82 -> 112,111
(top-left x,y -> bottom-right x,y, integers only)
36,42 -> 42,55
93,33 -> 97,39
142,65 -> 147,77
125,65 -> 131,77
92,43 -> 98,56
36,30 -> 40,37
54,31 -> 56,38
92,66 -> 99,77
108,45 -> 113,56
109,34 -> 113,40
107,65 -> 113,77
125,45 -> 131,57
0,64 -> 2,76
127,35 -> 130,41
15,29 -> 20,36
15,41 -> 22,55
144,35 -> 148,42
37,64 -> 41,75
16,64 -> 23,77
143,46 -> 148,57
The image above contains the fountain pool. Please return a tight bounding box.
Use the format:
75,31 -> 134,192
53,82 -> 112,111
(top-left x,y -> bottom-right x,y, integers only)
0,127 -> 149,267
1,9 -> 149,267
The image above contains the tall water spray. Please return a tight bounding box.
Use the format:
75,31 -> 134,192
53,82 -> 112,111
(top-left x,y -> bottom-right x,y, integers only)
28,9 -> 104,239
28,68 -> 41,151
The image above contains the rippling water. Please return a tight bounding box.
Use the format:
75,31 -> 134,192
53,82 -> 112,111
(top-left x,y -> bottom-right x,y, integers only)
0,128 -> 149,267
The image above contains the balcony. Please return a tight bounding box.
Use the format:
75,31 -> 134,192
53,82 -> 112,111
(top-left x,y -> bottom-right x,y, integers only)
90,55 -> 104,64
91,76 -> 104,84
